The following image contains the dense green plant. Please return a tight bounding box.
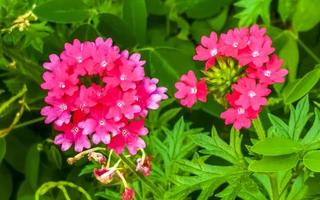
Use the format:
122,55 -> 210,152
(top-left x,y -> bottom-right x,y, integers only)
1,0 -> 320,199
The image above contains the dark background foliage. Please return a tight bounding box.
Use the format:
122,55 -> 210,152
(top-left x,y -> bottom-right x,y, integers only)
0,0 -> 320,199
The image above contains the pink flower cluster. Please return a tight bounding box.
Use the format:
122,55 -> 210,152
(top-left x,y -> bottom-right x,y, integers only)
175,25 -> 288,130
41,37 -> 167,153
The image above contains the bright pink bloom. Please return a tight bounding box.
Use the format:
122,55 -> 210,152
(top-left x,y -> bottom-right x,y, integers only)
248,55 -> 288,85
54,111 -> 91,152
122,188 -> 134,200
78,105 -> 124,144
219,28 -> 248,58
106,88 -> 141,121
136,78 -> 168,116
108,120 -> 148,155
175,70 -> 207,108
220,106 -> 259,130
193,32 -> 219,70
41,37 -> 166,153
233,77 -> 271,110
103,62 -> 144,91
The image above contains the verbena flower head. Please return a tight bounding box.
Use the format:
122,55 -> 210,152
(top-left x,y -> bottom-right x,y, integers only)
41,37 -> 167,153
175,25 -> 288,130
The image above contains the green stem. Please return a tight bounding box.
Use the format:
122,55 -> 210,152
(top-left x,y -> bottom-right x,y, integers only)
252,116 -> 266,140
118,154 -> 165,198
35,181 -> 92,200
289,31 -> 320,63
269,174 -> 279,200
13,117 -> 44,129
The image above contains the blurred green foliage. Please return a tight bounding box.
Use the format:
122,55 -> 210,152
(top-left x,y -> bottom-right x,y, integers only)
1,0 -> 320,199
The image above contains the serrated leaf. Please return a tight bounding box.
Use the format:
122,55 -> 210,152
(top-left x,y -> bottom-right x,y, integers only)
251,137 -> 302,156
303,150 -> 320,172
249,154 -> 298,172
34,0 -> 91,23
191,126 -> 238,164
288,95 -> 310,140
302,109 -> 320,146
235,0 -> 271,26
267,114 -> 290,138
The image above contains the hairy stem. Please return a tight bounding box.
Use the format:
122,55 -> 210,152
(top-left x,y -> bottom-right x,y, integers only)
252,116 -> 266,140
269,173 -> 279,200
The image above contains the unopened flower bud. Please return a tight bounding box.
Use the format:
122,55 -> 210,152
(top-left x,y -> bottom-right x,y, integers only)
136,156 -> 152,176
94,167 -> 115,185
88,152 -> 106,164
122,188 -> 134,200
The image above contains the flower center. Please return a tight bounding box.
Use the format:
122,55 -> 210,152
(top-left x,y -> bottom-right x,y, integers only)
190,87 -> 197,94
117,101 -> 124,107
99,119 -> 105,126
76,56 -> 83,63
72,127 -> 79,134
210,48 -> 217,56
121,129 -> 128,136
120,74 -> 127,81
264,70 -> 271,77
232,42 -> 239,48
237,107 -> 245,115
252,51 -> 260,58
59,103 -> 67,111
59,82 -> 66,89
100,60 -> 108,67
248,90 -> 256,98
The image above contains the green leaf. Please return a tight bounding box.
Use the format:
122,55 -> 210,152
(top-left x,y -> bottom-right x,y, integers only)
25,144 -> 40,189
302,109 -> 320,145
97,14 -> 136,48
251,137 -> 302,156
34,0 -> 91,23
278,0 -> 296,22
283,67 -> 320,104
148,48 -> 195,94
207,7 -> 229,31
79,164 -> 96,176
267,114 -> 290,138
191,126 -> 238,164
288,95 -> 310,140
0,85 -> 27,117
235,0 -> 271,26
249,154 -> 299,172
185,0 -> 230,19
0,165 -> 12,200
70,24 -> 99,41
0,138 -> 6,164
145,0 -> 168,15
123,0 -> 147,44
292,0 -> 320,32
303,150 -> 320,172
279,31 -> 299,82
47,145 -> 62,170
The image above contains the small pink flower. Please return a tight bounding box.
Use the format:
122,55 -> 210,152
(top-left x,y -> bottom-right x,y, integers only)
248,55 -> 288,85
41,68 -> 79,97
175,70 -> 207,108
193,32 -> 219,70
78,105 -> 124,144
94,167 -> 115,185
233,77 -> 271,110
103,62 -> 145,91
106,87 -> 141,121
220,106 -> 259,130
108,120 -> 148,155
122,188 -> 134,200
136,78 -> 168,116
54,111 -> 91,152
249,24 -> 266,38
219,28 -> 248,58
136,156 -> 152,176
43,54 -> 60,71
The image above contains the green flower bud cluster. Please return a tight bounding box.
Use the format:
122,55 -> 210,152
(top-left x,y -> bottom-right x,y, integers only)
203,57 -> 245,106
